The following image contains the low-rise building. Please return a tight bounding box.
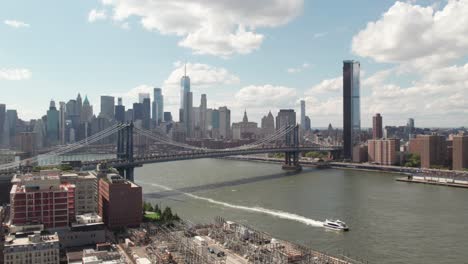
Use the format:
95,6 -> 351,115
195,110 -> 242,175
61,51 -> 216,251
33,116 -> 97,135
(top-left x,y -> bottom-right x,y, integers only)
3,232 -> 60,264
10,170 -> 75,229
98,174 -> 142,229
57,213 -> 106,248
60,172 -> 98,215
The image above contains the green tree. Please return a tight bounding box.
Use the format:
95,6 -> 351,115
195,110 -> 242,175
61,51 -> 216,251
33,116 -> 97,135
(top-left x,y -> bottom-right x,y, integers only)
404,153 -> 421,167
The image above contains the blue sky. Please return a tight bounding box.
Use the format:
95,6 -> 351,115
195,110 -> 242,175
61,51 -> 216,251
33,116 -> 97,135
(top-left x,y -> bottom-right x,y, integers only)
1,0 -> 467,128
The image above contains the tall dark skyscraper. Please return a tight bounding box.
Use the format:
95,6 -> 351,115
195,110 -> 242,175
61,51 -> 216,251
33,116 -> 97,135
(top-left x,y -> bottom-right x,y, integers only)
343,60 -> 361,160
373,113 -> 383,139
276,109 -> 296,130
142,97 -> 151,129
133,103 -> 143,121
46,100 -> 59,145
115,97 -> 125,123
100,96 -> 115,120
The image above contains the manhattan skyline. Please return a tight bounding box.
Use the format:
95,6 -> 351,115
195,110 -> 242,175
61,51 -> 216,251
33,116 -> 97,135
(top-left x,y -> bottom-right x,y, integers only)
1,0 -> 468,127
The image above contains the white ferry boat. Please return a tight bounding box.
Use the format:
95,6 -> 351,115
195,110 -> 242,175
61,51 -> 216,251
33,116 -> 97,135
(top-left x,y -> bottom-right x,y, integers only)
323,219 -> 349,231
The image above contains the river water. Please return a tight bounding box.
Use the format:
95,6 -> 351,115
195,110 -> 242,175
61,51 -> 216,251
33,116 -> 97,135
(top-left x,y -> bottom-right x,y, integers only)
135,158 -> 468,264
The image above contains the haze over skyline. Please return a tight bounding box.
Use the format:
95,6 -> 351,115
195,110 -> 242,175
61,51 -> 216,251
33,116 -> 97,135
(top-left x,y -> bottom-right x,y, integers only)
1,0 -> 467,127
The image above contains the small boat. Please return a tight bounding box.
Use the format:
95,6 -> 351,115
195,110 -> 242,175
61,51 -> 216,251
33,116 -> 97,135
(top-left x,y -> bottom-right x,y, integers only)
323,219 -> 349,231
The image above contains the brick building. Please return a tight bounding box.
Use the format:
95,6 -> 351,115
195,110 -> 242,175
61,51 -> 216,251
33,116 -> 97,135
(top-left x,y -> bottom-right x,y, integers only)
409,134 -> 447,168
98,174 -> 142,229
10,171 -> 75,229
452,135 -> 468,171
368,138 -> 400,165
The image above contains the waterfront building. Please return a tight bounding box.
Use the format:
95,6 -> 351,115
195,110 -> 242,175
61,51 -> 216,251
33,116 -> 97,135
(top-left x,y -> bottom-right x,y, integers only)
61,172 -> 98,216
114,97 -> 125,123
232,111 -> 258,140
99,96 -> 115,120
373,113 -> 383,139
218,106 -> 231,139
3,232 -> 60,264
46,100 -> 59,146
276,109 -> 296,130
152,88 -> 164,125
409,134 -> 447,168
353,144 -> 368,163
10,170 -> 75,229
343,60 -> 361,160
368,138 -> 400,165
261,111 -> 275,138
98,174 -> 142,229
452,135 -> 468,171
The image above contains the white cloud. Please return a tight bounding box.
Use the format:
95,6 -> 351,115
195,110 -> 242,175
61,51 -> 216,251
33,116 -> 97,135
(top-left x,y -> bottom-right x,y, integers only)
97,0 -> 303,57
287,62 -> 310,74
235,85 -> 297,108
4,20 -> 29,28
0,68 -> 32,80
352,0 -> 468,69
88,9 -> 107,22
307,76 -> 342,94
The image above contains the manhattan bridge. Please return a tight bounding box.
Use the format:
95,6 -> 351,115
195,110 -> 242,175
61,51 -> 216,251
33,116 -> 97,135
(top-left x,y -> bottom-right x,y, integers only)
0,123 -> 342,181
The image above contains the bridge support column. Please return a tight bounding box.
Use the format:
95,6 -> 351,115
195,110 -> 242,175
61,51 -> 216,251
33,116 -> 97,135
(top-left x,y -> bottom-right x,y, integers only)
116,122 -> 136,182
282,125 -> 302,172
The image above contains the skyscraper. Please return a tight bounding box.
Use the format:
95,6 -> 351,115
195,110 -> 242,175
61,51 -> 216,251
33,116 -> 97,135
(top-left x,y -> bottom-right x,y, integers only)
100,96 -> 115,120
276,109 -> 296,130
406,118 -> 415,139
343,60 -> 361,160
152,88 -> 164,125
261,111 -> 275,137
115,97 -> 125,123
180,65 -> 193,137
142,97 -> 151,129
47,100 -> 60,145
300,100 -> 306,130
373,113 -> 383,139
76,93 -> 83,122
81,95 -> 93,123
0,104 -> 5,143
200,94 -> 207,138
138,93 -> 150,104
218,106 -> 231,139
59,102 -> 66,145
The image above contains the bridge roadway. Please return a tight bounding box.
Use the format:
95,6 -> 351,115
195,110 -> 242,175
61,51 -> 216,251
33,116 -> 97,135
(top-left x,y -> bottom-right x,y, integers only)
83,146 -> 341,168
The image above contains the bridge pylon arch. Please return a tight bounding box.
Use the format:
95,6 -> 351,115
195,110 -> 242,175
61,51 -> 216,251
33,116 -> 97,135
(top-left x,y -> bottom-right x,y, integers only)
282,125 -> 302,171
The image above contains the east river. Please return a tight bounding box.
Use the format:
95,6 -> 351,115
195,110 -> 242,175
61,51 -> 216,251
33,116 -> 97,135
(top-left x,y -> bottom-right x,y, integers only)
135,159 -> 468,264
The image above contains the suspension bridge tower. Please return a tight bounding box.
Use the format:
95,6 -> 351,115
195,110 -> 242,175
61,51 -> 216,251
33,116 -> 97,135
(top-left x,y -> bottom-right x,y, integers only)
282,125 -> 302,171
116,122 -> 136,181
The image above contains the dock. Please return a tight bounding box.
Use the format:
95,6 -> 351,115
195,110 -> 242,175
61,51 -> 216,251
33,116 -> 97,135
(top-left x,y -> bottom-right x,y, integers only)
396,175 -> 468,189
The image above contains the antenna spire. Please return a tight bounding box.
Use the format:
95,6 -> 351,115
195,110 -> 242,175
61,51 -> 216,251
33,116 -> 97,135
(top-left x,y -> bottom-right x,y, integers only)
184,62 -> 187,77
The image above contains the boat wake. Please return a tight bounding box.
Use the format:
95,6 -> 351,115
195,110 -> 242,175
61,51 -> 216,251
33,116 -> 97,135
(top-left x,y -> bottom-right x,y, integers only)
140,181 -> 324,228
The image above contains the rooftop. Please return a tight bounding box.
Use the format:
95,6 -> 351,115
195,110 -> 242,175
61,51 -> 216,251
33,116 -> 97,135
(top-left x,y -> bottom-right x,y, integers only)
5,232 -> 59,248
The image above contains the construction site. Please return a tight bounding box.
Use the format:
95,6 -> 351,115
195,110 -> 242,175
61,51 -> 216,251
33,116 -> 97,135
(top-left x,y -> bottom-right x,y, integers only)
132,217 -> 363,264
